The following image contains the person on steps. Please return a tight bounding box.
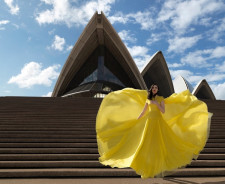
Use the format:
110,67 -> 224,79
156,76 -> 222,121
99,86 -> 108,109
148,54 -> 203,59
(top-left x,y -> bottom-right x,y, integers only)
96,84 -> 212,178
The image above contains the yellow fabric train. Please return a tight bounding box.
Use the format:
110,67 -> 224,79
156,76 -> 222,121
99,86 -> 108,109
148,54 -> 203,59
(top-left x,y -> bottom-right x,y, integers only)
96,88 -> 212,178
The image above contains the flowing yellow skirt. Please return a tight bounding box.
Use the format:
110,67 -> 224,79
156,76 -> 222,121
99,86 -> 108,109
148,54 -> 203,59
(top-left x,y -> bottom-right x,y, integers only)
96,88 -> 212,178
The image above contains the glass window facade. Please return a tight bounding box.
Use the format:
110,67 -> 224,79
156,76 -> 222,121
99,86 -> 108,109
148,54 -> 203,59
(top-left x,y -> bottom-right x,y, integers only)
63,46 -> 135,95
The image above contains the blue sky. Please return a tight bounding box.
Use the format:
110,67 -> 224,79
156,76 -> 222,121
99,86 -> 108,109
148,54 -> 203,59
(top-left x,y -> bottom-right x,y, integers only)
0,0 -> 225,99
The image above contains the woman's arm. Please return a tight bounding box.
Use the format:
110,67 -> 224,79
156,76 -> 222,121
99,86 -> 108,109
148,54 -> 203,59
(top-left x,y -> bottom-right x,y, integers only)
151,100 -> 165,113
137,102 -> 148,119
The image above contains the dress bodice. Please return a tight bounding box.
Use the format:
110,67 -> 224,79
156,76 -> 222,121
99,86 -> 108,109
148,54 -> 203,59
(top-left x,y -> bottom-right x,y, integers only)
146,95 -> 164,104
146,95 -> 164,116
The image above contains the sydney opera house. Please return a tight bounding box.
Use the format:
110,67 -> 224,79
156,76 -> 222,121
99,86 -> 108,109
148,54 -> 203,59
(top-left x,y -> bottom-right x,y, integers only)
52,12 -> 216,100
1,11 -> 224,180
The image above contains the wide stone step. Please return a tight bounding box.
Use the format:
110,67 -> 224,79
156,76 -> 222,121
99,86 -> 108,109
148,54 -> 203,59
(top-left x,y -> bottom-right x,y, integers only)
205,143 -> 225,148
0,138 -> 97,143
209,135 -> 225,139
209,129 -> 225,132
0,119 -> 96,121
0,148 -> 98,154
0,147 -> 224,154
0,114 -> 97,117
201,148 -> 225,153
0,138 -> 223,144
0,119 -> 96,122
210,124 -> 225,126
0,154 -> 100,161
0,153 -> 224,161
189,160 -> 225,167
0,122 -> 223,126
0,134 -> 96,139
207,139 -> 225,143
198,154 -> 225,160
0,143 -> 97,148
0,122 -> 96,125
1,134 -> 224,139
0,142 -> 223,148
0,127 -> 223,131
0,121 -> 96,123
0,168 -> 224,178
0,125 -> 96,129
0,129 -> 223,134
0,161 -> 105,168
171,168 -> 225,177
0,160 -> 224,169
0,130 -> 96,134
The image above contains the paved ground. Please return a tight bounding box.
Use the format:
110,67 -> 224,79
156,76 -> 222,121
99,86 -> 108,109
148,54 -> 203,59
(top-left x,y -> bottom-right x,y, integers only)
0,177 -> 225,184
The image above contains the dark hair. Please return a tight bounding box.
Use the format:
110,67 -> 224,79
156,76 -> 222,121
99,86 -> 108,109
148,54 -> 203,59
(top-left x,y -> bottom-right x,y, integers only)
148,84 -> 159,100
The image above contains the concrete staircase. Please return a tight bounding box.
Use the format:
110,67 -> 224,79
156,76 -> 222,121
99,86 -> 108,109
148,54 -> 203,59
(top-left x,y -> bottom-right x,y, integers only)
0,97 -> 224,178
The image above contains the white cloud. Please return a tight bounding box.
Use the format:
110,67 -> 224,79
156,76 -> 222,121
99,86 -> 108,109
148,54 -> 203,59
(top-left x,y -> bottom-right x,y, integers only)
51,35 -> 65,51
109,11 -> 155,30
211,82 -> 225,100
8,62 -> 60,88
66,45 -> 73,51
36,0 -> 115,27
4,0 -> 19,15
128,11 -> 155,30
118,30 -> 137,43
181,46 -> 225,67
168,62 -> 184,68
215,61 -> 225,73
199,17 -> 212,26
36,1 -> 156,31
181,50 -> 211,67
147,32 -> 168,45
0,20 -> 10,30
127,45 -> 151,70
157,0 -> 225,34
169,69 -> 193,79
210,46 -> 225,58
49,35 -> 73,52
42,92 -> 52,97
135,55 -> 152,71
206,74 -> 225,83
0,20 -> 10,25
167,35 -> 202,53
127,45 -> 149,58
108,12 -> 129,24
209,18 -> 225,42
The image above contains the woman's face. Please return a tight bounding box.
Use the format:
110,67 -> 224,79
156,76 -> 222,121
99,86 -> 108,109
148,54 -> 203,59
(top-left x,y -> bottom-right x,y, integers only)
151,85 -> 158,95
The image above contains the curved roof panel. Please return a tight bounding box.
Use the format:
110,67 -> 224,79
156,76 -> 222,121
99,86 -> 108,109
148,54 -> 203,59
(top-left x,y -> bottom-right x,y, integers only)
192,79 -> 216,100
141,51 -> 174,98
173,75 -> 194,93
52,12 -> 146,97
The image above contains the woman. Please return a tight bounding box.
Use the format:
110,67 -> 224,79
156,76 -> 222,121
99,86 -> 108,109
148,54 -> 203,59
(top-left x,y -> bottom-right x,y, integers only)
96,85 -> 212,178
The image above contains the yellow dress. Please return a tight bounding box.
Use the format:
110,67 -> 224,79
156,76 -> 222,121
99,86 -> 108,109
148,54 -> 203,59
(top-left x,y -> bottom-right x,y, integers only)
96,88 -> 212,178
